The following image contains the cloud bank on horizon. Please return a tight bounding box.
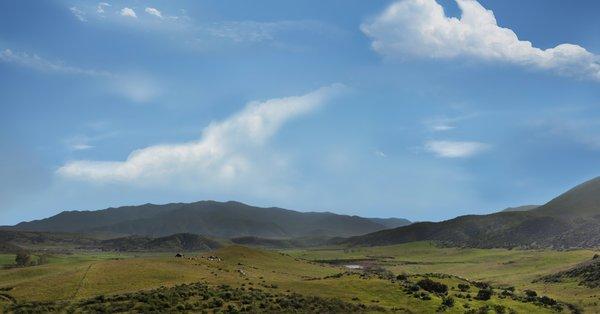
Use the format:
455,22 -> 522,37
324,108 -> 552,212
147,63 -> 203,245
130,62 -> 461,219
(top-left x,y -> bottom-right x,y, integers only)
362,0 -> 600,81
58,84 -> 345,188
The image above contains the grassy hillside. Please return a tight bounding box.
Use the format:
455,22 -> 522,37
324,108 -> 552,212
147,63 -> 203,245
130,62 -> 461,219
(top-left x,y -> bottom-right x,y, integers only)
538,255 -> 600,288
11,201 -> 408,239
1,244 -> 597,313
286,241 -> 600,312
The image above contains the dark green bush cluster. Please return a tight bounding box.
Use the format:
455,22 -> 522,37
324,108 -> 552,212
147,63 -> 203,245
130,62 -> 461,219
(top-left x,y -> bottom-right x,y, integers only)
457,283 -> 470,292
416,278 -> 448,294
475,288 -> 493,300
3,282 -> 386,313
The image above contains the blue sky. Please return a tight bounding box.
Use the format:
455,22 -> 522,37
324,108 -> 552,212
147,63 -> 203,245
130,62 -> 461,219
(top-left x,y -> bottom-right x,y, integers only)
1,0 -> 600,225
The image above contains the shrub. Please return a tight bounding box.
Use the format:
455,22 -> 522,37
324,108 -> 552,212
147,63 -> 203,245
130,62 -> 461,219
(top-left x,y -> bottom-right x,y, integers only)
417,278 -> 448,294
493,304 -> 506,314
472,281 -> 490,289
524,289 -> 537,298
475,288 -> 492,300
442,296 -> 454,307
458,283 -> 470,292
538,295 -> 557,306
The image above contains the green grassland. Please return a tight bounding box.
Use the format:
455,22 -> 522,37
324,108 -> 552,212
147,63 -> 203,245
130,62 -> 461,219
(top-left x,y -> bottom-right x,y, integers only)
285,242 -> 600,312
1,243 -> 598,313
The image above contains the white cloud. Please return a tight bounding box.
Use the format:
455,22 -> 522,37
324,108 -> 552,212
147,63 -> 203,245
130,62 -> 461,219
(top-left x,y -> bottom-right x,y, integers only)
71,143 -> 94,151
63,131 -> 118,151
120,7 -> 137,18
70,7 -> 87,22
425,140 -> 489,158
57,84 -> 345,186
431,125 -> 454,131
423,114 -> 476,132
63,5 -> 340,49
96,2 -> 111,14
145,7 -> 163,19
0,48 -> 160,103
362,0 -> 600,81
374,150 -> 387,158
0,49 -> 111,77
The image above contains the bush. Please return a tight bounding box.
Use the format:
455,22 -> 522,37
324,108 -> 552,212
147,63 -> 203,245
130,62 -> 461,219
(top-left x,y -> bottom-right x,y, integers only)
442,296 -> 454,307
472,281 -> 490,289
417,278 -> 448,294
538,295 -> 557,306
524,289 -> 537,298
475,288 -> 493,300
493,304 -> 506,314
458,283 -> 470,292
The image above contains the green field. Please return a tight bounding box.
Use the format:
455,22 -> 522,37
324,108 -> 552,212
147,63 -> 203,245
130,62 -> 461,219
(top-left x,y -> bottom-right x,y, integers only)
1,243 -> 599,313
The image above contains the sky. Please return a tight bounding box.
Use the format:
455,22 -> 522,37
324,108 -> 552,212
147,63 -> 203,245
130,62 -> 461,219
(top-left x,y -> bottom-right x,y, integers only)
1,0 -> 600,225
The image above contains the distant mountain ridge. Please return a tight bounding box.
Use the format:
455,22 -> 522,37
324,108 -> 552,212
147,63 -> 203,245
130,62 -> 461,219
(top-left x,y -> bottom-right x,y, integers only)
11,201 -> 411,239
345,177 -> 600,249
501,205 -> 539,212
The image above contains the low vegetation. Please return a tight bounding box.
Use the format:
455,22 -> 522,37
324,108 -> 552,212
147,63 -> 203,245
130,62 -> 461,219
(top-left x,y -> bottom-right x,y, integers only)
538,254 -> 600,288
3,282 -> 384,313
1,240 -> 598,313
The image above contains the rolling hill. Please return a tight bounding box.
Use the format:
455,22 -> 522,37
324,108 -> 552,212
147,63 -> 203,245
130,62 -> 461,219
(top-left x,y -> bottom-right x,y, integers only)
99,233 -> 224,252
345,177 -> 600,248
9,201 -> 410,239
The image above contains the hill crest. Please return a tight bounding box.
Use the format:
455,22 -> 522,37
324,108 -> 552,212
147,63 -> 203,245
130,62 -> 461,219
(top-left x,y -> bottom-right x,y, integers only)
11,200 -> 410,239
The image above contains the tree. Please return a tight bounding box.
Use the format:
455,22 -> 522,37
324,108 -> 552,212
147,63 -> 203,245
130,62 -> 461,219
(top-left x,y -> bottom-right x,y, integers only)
15,251 -> 31,267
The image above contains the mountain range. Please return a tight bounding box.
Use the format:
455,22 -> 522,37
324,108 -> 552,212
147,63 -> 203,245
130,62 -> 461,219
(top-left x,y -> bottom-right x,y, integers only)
6,176 -> 600,250
8,201 -> 410,239
344,177 -> 600,248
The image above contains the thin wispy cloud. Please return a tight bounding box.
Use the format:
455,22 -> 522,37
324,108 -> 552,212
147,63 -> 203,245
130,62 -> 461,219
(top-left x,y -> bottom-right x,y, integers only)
96,2 -> 111,14
0,48 -> 159,103
70,6 -> 87,22
66,5 -> 340,48
425,140 -> 489,158
58,84 -> 346,189
145,7 -> 163,19
0,49 -> 110,77
530,111 -> 600,151
423,114 -> 477,132
362,0 -> 600,82
63,130 -> 119,151
66,139 -> 94,151
374,150 -> 387,158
